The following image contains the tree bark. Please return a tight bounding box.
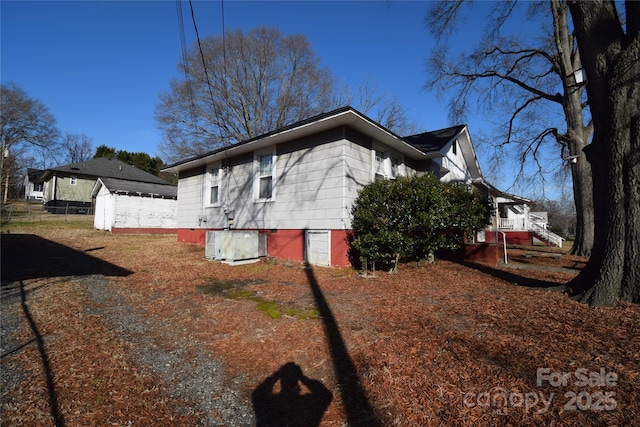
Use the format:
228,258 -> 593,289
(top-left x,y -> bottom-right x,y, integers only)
551,0 -> 594,256
569,154 -> 594,255
567,0 -> 640,306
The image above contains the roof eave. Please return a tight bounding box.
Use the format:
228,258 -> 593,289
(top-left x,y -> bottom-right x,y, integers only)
162,108 -> 427,174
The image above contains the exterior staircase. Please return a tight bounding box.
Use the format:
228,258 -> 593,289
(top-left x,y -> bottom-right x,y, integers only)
529,222 -> 564,248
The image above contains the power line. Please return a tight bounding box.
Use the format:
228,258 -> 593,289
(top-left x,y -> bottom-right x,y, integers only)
175,0 -> 197,138
188,0 -> 219,128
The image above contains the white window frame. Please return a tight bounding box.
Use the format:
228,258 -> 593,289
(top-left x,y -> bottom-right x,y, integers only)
254,150 -> 276,202
390,155 -> 404,179
70,176 -> 77,185
374,149 -> 386,180
372,148 -> 404,180
204,163 -> 222,207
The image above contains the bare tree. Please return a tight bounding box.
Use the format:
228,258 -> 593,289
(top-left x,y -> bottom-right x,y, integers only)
566,0 -> 639,306
1,82 -> 60,200
339,77 -> 419,136
425,1 -> 594,256
59,132 -> 94,164
156,27 -> 336,163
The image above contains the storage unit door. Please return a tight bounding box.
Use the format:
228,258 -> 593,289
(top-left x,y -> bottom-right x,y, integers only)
306,230 -> 330,266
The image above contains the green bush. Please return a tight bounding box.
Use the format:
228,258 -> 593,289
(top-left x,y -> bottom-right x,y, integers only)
350,174 -> 487,273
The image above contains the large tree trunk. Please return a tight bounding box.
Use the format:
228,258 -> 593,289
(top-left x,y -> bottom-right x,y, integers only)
552,0 -> 594,256
564,94 -> 594,257
567,0 -> 640,306
569,156 -> 594,256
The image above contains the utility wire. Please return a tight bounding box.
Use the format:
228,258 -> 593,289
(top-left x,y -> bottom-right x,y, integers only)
176,0 -> 197,140
186,0 -> 250,213
188,0 -> 220,134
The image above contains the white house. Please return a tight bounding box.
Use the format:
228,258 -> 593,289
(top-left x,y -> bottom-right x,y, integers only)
475,181 -> 563,248
92,177 -> 177,234
162,107 -> 489,266
23,168 -> 45,201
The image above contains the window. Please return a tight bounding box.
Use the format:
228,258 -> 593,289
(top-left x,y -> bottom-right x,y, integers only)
33,182 -> 43,192
255,152 -> 275,201
208,167 -> 220,205
390,156 -> 402,179
70,176 -> 77,185
373,149 -> 404,180
374,150 -> 385,180
452,140 -> 457,155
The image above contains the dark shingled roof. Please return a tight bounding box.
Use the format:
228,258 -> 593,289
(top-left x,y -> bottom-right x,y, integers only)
42,157 -> 170,185
163,105 -> 407,171
402,125 -> 466,153
26,168 -> 46,182
97,177 -> 177,199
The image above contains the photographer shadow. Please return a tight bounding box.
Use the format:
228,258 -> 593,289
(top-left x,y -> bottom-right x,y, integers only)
252,362 -> 332,427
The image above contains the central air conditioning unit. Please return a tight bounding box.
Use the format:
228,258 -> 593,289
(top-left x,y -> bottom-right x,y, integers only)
205,231 -> 266,262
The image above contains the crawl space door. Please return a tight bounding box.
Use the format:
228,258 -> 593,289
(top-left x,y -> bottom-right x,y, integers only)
305,230 -> 330,267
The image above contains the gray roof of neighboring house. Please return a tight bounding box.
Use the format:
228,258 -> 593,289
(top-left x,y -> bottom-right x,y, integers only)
42,157 -> 170,185
94,177 -> 177,199
402,125 -> 467,153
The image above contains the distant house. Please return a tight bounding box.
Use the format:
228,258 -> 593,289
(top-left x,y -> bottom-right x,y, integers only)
41,157 -> 172,214
476,181 -> 563,248
92,177 -> 177,233
163,106 -> 500,266
23,168 -> 45,202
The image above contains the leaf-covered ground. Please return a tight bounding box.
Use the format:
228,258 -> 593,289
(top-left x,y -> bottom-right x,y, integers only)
1,223 -> 638,426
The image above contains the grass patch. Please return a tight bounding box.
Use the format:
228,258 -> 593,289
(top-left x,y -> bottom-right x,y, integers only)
281,305 -> 321,320
1,220 -> 94,233
195,279 -> 267,295
225,287 -> 259,300
196,279 -> 319,320
256,300 -> 282,319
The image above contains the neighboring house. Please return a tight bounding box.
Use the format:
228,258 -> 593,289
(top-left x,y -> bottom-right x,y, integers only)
23,168 -> 45,201
163,106 -> 493,267
92,177 -> 177,233
476,181 -> 563,248
41,157 -> 172,213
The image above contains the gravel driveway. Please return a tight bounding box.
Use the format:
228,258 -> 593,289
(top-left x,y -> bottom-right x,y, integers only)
1,273 -> 255,426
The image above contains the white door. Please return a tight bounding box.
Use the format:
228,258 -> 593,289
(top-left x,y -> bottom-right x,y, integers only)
94,192 -> 112,230
306,230 -> 330,266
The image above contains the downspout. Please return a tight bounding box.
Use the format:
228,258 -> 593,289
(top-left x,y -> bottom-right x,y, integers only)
342,139 -> 347,228
200,166 -> 206,227
339,138 -> 348,268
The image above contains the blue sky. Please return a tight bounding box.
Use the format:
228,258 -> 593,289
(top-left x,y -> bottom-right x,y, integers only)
2,1 -> 560,198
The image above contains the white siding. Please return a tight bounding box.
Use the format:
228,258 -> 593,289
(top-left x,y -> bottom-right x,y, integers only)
441,140 -> 473,184
113,195 -> 177,229
343,141 -> 374,228
186,139 -> 354,231
176,170 -> 205,228
243,139 -> 347,230
176,131 -> 424,232
94,185 -> 114,231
